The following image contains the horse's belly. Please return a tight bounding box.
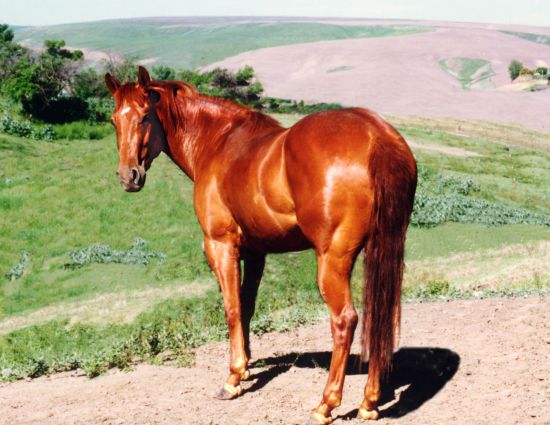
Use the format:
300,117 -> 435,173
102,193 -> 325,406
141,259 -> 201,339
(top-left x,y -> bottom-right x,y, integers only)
236,205 -> 311,253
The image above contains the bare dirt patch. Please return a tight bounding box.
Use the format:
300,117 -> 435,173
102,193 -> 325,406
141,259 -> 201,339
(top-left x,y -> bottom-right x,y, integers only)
1,297 -> 548,425
209,26 -> 550,132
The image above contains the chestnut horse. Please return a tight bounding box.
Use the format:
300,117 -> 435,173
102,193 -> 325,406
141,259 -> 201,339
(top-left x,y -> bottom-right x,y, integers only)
105,67 -> 416,424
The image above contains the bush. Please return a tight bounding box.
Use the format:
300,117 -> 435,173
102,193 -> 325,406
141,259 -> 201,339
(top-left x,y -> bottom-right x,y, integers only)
4,251 -> 30,281
535,66 -> 548,76
508,59 -> 523,81
411,168 -> 550,227
85,97 -> 115,122
519,67 -> 534,76
152,65 -> 176,81
72,67 -> 109,99
24,96 -> 88,123
0,114 -> 55,140
51,121 -> 112,140
263,97 -> 343,113
65,237 -> 166,269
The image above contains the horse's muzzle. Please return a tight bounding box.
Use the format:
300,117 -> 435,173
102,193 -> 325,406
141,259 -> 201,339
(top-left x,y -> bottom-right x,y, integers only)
117,166 -> 146,192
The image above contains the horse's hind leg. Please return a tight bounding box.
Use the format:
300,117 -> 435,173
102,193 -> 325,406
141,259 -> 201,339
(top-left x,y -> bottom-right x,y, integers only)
309,247 -> 359,425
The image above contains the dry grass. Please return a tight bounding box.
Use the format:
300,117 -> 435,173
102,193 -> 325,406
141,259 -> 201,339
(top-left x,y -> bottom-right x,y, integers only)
0,279 -> 215,335
404,240 -> 550,292
388,115 -> 550,154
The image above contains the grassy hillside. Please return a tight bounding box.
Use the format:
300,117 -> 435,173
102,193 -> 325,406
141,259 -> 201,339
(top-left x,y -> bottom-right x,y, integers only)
14,20 -> 428,69
502,30 -> 550,46
0,116 -> 549,379
439,57 -> 495,90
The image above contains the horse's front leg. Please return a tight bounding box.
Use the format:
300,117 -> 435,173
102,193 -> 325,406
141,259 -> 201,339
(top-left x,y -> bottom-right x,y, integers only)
203,237 -> 249,399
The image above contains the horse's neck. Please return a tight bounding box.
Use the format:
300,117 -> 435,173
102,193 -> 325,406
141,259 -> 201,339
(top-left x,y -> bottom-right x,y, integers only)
160,96 -> 280,181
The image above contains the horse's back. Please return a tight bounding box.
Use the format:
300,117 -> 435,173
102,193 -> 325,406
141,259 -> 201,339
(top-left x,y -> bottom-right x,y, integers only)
284,108 -> 415,251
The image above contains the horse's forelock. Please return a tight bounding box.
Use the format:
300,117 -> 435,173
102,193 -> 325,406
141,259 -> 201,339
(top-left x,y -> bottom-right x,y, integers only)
114,83 -> 146,108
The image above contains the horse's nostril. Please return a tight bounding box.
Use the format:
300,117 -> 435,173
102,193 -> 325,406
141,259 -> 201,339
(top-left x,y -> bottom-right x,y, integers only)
131,168 -> 140,184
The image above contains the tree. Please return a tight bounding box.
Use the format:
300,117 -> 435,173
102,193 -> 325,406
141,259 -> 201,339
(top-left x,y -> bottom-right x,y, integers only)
72,67 -> 109,99
152,65 -> 176,81
101,54 -> 139,83
508,60 -> 523,81
2,38 -> 85,122
535,67 -> 548,76
0,24 -> 27,83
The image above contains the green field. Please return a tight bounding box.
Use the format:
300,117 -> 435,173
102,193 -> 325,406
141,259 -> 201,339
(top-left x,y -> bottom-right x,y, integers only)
501,30 -> 550,46
0,115 -> 549,380
439,57 -> 495,90
14,20 -> 428,69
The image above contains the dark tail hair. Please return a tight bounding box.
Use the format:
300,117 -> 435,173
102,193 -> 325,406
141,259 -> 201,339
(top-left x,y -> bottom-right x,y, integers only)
361,139 -> 417,376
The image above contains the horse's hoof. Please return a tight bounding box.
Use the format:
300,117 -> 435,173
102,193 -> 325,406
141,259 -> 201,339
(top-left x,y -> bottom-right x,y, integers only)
306,411 -> 333,425
240,369 -> 250,380
358,407 -> 379,421
215,383 -> 243,400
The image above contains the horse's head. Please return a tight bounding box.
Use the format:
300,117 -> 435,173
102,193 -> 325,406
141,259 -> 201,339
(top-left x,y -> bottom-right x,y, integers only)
105,66 -> 166,192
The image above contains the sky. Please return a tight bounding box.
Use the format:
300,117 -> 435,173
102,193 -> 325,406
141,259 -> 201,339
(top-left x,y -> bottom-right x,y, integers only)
1,0 -> 549,27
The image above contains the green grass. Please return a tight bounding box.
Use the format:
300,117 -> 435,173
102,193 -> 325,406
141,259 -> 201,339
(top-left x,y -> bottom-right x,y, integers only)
0,115 -> 549,380
501,30 -> 550,46
15,21 -> 428,69
438,57 -> 495,90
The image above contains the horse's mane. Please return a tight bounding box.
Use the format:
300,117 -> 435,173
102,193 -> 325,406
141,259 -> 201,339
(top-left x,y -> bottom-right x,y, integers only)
149,80 -> 282,140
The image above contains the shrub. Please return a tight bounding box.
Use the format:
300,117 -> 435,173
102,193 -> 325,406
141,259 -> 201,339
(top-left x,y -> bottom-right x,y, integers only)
4,251 -> 30,281
519,67 -> 535,76
535,66 -> 548,76
85,97 -> 115,122
411,168 -> 550,227
25,96 -> 88,123
72,67 -> 109,99
65,237 -> 166,269
0,114 -> 55,140
508,59 -> 523,81
152,65 -> 176,81
51,121 -> 112,140
263,97 -> 343,113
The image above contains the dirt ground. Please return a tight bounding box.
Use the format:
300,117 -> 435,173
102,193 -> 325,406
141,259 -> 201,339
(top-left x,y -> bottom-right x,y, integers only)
1,297 -> 548,425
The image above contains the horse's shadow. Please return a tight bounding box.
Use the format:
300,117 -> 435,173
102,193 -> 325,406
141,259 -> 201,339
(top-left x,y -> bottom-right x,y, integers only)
248,347 -> 460,419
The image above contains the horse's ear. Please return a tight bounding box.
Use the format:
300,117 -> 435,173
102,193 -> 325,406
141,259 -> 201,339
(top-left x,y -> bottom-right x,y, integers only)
138,66 -> 151,86
104,73 -> 120,95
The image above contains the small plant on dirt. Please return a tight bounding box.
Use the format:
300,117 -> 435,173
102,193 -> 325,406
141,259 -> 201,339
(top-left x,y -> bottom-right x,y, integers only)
4,251 -> 30,280
403,279 -> 451,300
65,238 -> 166,269
27,358 -> 49,378
508,59 -> 524,81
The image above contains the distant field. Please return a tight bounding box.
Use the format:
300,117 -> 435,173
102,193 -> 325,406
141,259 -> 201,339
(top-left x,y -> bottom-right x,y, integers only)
0,115 -> 549,379
438,57 -> 495,90
14,21 -> 428,69
502,30 -> 550,46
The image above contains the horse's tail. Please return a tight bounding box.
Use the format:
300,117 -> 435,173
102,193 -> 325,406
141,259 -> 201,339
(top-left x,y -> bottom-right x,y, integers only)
361,137 -> 417,376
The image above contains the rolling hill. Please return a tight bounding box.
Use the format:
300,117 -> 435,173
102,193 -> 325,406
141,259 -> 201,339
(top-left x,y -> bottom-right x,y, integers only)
12,17 -> 550,131
14,18 -> 427,69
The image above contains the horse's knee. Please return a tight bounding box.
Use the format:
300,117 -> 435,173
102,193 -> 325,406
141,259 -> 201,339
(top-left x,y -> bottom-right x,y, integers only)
224,305 -> 240,328
331,305 -> 358,345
